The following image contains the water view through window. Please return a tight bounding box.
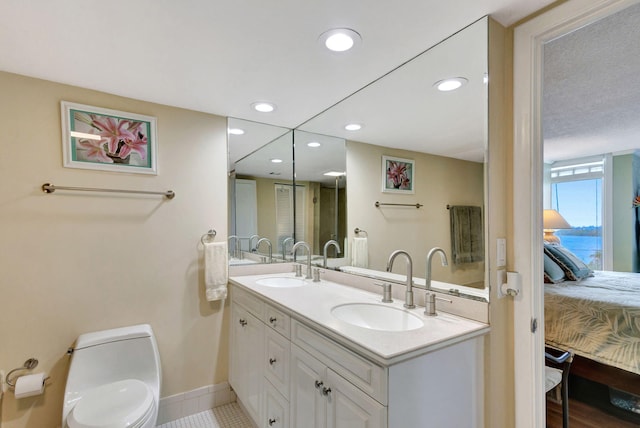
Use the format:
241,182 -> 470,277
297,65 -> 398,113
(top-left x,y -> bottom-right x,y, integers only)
553,178 -> 602,270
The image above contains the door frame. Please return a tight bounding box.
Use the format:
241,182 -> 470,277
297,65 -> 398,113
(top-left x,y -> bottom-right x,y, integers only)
512,0 -> 639,426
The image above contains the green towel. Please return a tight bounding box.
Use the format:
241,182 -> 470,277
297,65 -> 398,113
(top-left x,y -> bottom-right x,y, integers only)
450,205 -> 484,264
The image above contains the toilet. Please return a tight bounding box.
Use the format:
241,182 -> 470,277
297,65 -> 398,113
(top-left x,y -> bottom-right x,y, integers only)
62,324 -> 161,428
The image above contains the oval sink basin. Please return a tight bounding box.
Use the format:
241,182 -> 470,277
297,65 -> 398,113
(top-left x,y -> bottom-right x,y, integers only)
255,277 -> 308,288
331,303 -> 424,332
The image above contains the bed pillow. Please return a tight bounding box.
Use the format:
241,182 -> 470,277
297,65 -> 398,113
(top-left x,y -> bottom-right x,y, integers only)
544,243 -> 594,281
543,253 -> 566,283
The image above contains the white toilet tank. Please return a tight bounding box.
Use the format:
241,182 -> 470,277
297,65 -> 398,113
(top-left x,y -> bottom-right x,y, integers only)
63,324 -> 161,428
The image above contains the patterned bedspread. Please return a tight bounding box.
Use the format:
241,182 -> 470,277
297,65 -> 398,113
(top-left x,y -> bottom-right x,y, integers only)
544,271 -> 640,375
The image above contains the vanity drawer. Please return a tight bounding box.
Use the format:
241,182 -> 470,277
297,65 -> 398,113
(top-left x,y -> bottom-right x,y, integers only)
264,328 -> 290,399
291,319 -> 387,404
232,285 -> 265,319
265,304 -> 291,339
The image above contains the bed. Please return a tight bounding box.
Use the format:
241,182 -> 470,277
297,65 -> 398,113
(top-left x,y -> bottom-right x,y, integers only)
543,243 -> 640,399
544,270 -> 640,376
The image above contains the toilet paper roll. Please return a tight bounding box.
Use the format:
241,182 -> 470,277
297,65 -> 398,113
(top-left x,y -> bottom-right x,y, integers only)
14,372 -> 46,399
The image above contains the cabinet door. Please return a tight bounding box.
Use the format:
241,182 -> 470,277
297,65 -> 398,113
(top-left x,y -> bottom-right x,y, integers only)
326,369 -> 387,428
264,380 -> 289,428
230,303 -> 264,424
290,344 -> 326,428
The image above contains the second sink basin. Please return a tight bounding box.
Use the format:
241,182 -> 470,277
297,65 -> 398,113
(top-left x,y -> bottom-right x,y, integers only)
255,277 -> 308,288
331,303 -> 424,332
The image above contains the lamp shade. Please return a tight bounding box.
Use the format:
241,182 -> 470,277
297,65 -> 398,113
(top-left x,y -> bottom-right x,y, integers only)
543,209 -> 571,244
543,209 -> 571,229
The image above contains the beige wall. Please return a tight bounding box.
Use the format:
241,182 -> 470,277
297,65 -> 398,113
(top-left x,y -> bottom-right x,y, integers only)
0,72 -> 229,427
485,18 -> 515,428
346,140 -> 484,285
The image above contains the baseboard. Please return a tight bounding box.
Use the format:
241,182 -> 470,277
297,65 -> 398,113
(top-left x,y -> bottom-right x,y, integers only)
156,381 -> 237,425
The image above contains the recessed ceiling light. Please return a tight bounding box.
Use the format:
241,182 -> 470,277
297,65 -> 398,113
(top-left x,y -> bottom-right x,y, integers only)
270,158 -> 283,163
319,28 -> 362,52
228,128 -> 245,135
434,77 -> 468,92
323,171 -> 346,177
251,101 -> 276,113
307,141 -> 321,148
344,123 -> 362,131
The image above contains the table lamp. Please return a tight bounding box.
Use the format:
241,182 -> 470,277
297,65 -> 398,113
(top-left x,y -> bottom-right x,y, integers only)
543,209 -> 571,244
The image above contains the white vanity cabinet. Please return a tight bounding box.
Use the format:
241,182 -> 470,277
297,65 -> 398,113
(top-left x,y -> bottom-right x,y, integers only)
230,286 -> 293,428
229,281 -> 486,428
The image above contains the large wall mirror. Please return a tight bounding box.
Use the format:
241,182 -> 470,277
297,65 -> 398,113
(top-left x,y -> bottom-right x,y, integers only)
298,17 -> 488,299
228,16 -> 489,300
228,119 -> 293,263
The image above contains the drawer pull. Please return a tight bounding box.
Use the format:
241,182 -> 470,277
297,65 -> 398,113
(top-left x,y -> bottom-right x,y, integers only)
314,380 -> 323,389
268,417 -> 277,426
239,319 -> 247,327
269,316 -> 277,324
322,386 -> 332,397
269,357 -> 277,365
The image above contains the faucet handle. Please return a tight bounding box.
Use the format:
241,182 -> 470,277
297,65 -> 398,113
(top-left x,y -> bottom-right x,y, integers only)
374,282 -> 393,303
424,292 -> 453,316
424,292 -> 437,316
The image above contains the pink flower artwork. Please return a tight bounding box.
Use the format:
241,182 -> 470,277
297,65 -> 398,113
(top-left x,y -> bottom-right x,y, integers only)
383,156 -> 414,193
70,108 -> 151,167
63,102 -> 156,174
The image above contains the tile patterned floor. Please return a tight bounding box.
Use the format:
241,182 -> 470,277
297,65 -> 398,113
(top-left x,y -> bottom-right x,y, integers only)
157,402 -> 253,428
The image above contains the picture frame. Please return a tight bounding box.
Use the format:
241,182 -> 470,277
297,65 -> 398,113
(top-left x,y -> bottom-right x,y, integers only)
382,155 -> 414,194
61,101 -> 158,175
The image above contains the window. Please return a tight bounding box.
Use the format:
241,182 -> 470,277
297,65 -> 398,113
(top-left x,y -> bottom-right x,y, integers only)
550,157 -> 604,270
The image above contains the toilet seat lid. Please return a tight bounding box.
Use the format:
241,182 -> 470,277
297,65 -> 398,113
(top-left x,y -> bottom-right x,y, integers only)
67,379 -> 154,428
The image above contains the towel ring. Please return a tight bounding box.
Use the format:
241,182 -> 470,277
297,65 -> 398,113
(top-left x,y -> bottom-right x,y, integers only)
354,227 -> 368,237
200,229 -> 217,245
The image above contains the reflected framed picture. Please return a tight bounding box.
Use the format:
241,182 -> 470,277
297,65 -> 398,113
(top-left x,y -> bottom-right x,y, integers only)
382,155 -> 414,194
61,101 -> 158,174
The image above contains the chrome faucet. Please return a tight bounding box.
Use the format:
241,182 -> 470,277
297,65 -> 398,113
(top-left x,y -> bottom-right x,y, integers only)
387,250 -> 415,309
282,237 -> 294,261
255,237 -> 272,263
291,241 -> 312,279
426,247 -> 449,290
249,234 -> 260,252
322,240 -> 341,268
228,235 -> 240,259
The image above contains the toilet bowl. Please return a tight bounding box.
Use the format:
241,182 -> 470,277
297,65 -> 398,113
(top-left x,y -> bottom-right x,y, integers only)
62,324 -> 161,428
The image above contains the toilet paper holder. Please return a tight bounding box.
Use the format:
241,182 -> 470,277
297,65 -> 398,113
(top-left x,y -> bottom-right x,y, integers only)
5,358 -> 48,389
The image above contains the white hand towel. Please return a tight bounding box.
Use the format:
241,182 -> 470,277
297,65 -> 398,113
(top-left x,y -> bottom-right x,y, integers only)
351,237 -> 368,268
205,241 -> 229,301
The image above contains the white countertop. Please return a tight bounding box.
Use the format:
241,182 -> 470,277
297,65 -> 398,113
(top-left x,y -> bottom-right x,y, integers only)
229,271 -> 490,366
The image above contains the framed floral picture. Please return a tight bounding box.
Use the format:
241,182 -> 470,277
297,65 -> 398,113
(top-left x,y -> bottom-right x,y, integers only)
61,101 -> 158,174
382,155 -> 414,194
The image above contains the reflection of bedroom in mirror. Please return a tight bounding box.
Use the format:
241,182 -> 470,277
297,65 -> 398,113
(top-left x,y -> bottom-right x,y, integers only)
542,2 -> 640,424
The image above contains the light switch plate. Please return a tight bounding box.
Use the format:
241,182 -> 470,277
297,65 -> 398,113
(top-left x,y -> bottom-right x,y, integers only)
497,238 -> 506,267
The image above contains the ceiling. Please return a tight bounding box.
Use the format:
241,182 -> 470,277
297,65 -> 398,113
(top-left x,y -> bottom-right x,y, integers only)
543,1 -> 640,162
0,0 -> 553,136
